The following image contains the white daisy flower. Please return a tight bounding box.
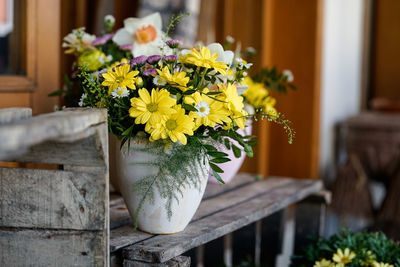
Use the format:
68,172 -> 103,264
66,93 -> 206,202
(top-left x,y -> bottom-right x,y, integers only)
195,101 -> 210,117
283,69 -> 294,82
111,87 -> 129,98
78,93 -> 87,107
153,76 -> 166,86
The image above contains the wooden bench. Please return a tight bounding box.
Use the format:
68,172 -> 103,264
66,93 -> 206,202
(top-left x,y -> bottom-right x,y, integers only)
0,108 -> 109,267
110,174 -> 323,267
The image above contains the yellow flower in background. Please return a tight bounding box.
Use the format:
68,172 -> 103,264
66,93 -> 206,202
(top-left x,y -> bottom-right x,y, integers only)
313,258 -> 333,267
148,105 -> 195,145
179,46 -> 228,75
242,77 -> 277,116
77,49 -> 107,72
217,83 -> 244,112
372,262 -> 394,267
107,58 -> 129,71
156,66 -> 191,91
129,88 -> 176,131
332,248 -> 356,265
102,64 -> 139,93
185,90 -> 230,129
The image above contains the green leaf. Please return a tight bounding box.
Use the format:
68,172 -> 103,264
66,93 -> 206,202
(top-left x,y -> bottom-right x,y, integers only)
207,151 -> 229,158
212,169 -> 225,184
224,138 -> 231,150
183,89 -> 196,95
210,162 -> 224,173
182,103 -> 198,112
121,125 -> 133,136
211,157 -> 231,163
243,135 -> 257,140
247,140 -> 258,146
48,90 -> 63,97
206,91 -> 222,95
203,144 -> 217,152
243,144 -> 253,157
232,145 -> 241,158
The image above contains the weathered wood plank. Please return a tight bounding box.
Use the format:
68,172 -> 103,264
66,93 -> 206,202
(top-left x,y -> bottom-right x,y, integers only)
109,176 -> 289,253
111,226 -> 152,253
203,173 -> 257,199
123,256 -> 190,267
0,167 -> 106,230
0,107 -> 32,124
0,108 -> 107,160
122,179 -> 322,263
0,228 -> 106,267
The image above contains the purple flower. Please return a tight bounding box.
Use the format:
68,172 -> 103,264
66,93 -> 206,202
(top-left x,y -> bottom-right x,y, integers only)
163,55 -> 177,63
147,55 -> 162,64
92,33 -> 114,46
130,56 -> 147,66
119,43 -> 134,51
166,39 -> 183,48
143,68 -> 158,76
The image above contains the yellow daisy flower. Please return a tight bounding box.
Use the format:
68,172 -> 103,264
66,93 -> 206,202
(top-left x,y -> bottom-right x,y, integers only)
217,83 -> 245,112
102,63 -> 139,93
332,248 -> 356,265
156,66 -> 191,91
129,88 -> 176,131
313,258 -> 333,267
179,46 -> 228,75
148,105 -> 195,145
372,262 -> 394,267
185,89 -> 230,129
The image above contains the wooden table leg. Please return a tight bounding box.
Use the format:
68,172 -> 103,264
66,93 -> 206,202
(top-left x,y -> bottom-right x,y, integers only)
275,205 -> 296,267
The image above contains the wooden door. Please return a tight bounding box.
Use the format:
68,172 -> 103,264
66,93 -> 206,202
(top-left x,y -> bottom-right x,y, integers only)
0,0 -> 61,114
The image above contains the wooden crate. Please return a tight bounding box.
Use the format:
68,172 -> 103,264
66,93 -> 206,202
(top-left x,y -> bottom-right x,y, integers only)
0,108 -> 109,267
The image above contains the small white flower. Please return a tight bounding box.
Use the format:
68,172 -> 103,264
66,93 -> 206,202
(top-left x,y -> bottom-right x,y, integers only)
153,76 -> 166,86
243,72 -> 247,77
226,35 -> 235,43
106,55 -> 113,62
98,56 -> 106,64
236,84 -> 249,96
283,69 -> 294,82
104,15 -> 115,25
78,93 -> 87,107
195,101 -> 210,117
111,87 -> 129,98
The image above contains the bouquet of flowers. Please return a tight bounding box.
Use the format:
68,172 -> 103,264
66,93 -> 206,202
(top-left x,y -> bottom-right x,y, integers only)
291,230 -> 400,267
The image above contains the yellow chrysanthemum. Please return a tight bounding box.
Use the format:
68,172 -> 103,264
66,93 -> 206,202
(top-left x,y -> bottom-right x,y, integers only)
217,83 -> 245,112
156,66 -> 191,91
102,64 -> 139,93
332,248 -> 356,265
107,58 -> 129,71
77,49 -> 107,72
242,77 -> 277,116
179,46 -> 228,75
129,88 -> 177,131
372,262 -> 394,267
148,105 -> 195,145
185,89 -> 230,129
313,258 -> 333,267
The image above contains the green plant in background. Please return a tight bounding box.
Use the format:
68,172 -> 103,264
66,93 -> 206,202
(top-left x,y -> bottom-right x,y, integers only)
291,229 -> 400,267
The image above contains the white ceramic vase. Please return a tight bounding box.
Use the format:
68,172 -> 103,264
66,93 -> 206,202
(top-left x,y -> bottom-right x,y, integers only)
116,136 -> 209,234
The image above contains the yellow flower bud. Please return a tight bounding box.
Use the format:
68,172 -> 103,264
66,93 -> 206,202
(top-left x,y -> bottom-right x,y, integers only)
77,49 -> 106,71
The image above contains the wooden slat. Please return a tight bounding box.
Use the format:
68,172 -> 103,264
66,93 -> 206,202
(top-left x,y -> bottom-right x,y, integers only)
203,173 -> 257,199
0,108 -> 32,124
0,108 -> 107,160
111,226 -> 152,253
0,228 -> 105,267
122,178 -> 322,263
0,167 -> 106,230
123,256 -> 191,267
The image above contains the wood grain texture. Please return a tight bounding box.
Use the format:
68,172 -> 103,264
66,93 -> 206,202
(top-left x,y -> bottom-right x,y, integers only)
123,256 -> 190,267
0,167 -> 106,230
203,173 -> 257,199
0,108 -> 107,160
122,178 -> 322,263
0,108 -> 32,124
0,228 -> 105,267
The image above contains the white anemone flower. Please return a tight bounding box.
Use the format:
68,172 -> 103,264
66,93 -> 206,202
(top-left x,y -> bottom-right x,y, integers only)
283,69 -> 294,82
111,87 -> 129,98
206,43 -> 234,66
195,101 -> 211,117
112,12 -> 170,56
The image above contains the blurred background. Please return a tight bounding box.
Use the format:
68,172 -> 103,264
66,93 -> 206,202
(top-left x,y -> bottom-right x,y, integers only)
0,0 -> 399,253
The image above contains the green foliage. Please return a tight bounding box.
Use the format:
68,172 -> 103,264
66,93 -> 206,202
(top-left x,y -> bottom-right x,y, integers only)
252,66 -> 296,94
291,229 -> 400,267
165,12 -> 190,36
